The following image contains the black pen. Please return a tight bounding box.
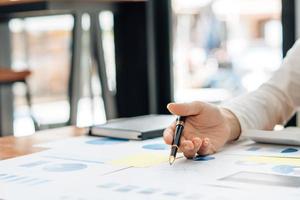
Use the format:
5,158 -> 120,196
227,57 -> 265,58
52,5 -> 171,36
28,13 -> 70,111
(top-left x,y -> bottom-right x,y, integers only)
169,116 -> 186,165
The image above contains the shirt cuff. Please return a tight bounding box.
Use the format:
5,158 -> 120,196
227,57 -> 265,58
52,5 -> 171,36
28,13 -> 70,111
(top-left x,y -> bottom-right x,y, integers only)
221,101 -> 251,139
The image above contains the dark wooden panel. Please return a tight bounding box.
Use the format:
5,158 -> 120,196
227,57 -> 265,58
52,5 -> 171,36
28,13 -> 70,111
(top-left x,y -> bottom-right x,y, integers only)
282,0 -> 296,127
114,2 -> 150,117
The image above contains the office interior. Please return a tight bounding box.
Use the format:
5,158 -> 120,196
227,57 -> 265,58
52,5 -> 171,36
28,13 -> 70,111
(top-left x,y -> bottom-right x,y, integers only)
0,0 -> 293,137
2,0 -> 300,199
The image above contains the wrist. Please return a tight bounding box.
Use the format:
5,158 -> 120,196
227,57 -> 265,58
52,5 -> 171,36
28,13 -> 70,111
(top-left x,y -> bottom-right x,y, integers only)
221,108 -> 241,141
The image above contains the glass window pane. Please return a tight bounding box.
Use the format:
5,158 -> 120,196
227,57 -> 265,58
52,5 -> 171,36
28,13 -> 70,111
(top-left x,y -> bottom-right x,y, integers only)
172,0 -> 282,103
10,15 -> 73,136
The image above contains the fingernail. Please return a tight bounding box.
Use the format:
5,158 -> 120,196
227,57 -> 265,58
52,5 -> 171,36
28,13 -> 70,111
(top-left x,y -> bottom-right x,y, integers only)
204,139 -> 209,146
181,143 -> 186,149
182,144 -> 189,151
183,144 -> 189,151
167,103 -> 174,109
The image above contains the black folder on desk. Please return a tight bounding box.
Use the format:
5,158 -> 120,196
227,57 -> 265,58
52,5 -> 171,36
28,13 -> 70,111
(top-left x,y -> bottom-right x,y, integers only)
90,115 -> 175,140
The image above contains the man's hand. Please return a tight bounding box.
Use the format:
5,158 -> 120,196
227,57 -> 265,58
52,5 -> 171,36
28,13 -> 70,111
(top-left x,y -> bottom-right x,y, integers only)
163,101 -> 241,158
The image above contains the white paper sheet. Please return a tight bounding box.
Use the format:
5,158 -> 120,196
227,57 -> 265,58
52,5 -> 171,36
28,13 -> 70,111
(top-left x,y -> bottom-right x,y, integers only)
223,139 -> 300,158
0,150 -> 125,199
3,136 -> 300,199
38,136 -> 172,167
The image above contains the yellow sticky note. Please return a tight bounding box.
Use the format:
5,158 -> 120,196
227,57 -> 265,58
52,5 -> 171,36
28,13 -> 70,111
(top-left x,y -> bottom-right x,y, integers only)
109,153 -> 168,167
246,156 -> 300,166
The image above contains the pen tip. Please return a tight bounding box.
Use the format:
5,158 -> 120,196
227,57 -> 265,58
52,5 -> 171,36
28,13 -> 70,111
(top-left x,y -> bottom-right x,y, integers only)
169,156 -> 175,165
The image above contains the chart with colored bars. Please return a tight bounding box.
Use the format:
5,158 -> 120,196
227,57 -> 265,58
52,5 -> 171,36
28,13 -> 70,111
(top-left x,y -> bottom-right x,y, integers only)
1,136 -> 300,200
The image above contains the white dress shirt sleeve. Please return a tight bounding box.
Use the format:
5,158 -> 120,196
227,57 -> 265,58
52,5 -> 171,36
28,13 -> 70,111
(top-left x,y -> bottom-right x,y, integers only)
223,39 -> 300,132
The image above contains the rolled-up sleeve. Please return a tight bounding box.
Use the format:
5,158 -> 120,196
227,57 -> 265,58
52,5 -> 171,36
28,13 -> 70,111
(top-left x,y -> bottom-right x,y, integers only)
223,39 -> 300,132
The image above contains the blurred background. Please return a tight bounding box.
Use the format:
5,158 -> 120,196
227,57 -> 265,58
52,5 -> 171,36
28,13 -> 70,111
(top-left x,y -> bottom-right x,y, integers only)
6,0 -> 282,136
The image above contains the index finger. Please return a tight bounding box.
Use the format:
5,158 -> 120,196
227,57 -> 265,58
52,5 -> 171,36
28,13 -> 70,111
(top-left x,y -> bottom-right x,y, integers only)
163,121 -> 176,145
167,101 -> 206,116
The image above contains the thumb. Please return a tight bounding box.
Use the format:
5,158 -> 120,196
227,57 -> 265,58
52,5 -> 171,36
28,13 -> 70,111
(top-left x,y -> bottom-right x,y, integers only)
167,101 -> 206,116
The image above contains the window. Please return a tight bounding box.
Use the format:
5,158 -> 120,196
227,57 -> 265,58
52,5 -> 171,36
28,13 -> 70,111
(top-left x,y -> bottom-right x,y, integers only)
10,12 -> 115,136
172,0 -> 282,103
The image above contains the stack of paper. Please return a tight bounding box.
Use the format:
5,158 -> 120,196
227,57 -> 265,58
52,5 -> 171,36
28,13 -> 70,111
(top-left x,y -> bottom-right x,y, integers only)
1,136 -> 300,199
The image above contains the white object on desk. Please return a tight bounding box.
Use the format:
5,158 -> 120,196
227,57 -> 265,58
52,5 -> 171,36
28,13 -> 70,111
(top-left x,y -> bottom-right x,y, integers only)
245,127 -> 300,146
3,136 -> 300,199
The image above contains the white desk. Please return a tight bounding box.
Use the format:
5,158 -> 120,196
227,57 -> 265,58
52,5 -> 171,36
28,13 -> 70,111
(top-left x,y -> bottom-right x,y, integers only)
1,126 -> 300,199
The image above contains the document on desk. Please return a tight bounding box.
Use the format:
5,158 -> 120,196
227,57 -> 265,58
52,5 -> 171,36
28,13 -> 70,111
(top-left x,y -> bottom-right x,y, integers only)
2,151 -> 300,200
45,154 -> 300,199
223,139 -> 300,158
34,135 -> 129,148
37,136 -> 171,167
0,151 -> 124,185
2,136 -> 300,199
39,136 -> 300,165
77,161 -> 300,200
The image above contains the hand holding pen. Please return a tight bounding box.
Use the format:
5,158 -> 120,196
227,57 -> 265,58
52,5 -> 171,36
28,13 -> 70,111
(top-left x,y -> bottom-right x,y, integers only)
164,102 -> 239,162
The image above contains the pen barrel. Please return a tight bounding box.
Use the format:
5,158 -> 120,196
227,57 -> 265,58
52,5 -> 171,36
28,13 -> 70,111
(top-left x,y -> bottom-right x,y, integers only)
170,145 -> 178,156
172,124 -> 184,146
170,116 -> 185,159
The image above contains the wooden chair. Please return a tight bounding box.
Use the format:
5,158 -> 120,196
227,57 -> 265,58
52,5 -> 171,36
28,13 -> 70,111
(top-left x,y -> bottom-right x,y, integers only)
0,68 -> 39,131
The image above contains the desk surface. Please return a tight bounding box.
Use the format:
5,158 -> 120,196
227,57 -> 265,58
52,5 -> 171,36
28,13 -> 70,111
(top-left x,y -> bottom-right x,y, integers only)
0,126 -> 87,160
2,127 -> 300,199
